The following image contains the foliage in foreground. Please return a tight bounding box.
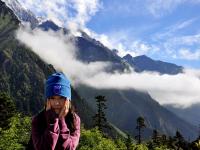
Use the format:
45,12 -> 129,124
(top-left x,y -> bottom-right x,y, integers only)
1,118 -> 200,150
0,114 -> 31,150
78,127 -> 153,150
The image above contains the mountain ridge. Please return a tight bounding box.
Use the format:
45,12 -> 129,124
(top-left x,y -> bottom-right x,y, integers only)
123,54 -> 183,74
2,0 -> 38,28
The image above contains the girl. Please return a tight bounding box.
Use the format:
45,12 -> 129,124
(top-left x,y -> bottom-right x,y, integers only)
27,72 -> 80,150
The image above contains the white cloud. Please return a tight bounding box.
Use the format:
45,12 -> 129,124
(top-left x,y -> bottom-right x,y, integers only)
84,28 -> 158,58
172,34 -> 200,46
16,26 -> 111,86
178,48 -> 200,60
184,68 -> 200,77
157,33 -> 200,61
103,0 -> 200,18
175,19 -> 196,30
16,27 -> 200,108
152,23 -> 200,61
146,0 -> 200,17
146,0 -> 184,17
18,0 -> 101,31
130,41 -> 151,55
153,18 -> 197,41
83,28 -> 136,57
82,69 -> 200,108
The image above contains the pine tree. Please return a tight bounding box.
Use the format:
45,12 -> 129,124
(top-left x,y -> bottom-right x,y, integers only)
152,129 -> 159,144
174,130 -> 188,150
161,134 -> 167,145
126,134 -> 133,150
198,124 -> 200,140
135,116 -> 146,144
93,95 -> 109,132
152,129 -> 168,148
0,92 -> 16,129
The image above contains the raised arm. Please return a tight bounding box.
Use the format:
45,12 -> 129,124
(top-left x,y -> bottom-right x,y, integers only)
31,110 -> 60,150
57,114 -> 81,150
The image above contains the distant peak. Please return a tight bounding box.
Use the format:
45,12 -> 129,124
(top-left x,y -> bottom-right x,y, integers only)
0,0 -> 6,5
123,54 -> 133,59
38,20 -> 60,31
134,55 -> 153,61
112,49 -> 119,54
136,55 -> 149,58
42,20 -> 56,24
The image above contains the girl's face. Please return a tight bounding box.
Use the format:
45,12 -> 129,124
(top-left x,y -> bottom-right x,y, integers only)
48,95 -> 70,114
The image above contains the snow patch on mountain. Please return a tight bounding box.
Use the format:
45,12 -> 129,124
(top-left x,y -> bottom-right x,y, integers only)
2,0 -> 38,28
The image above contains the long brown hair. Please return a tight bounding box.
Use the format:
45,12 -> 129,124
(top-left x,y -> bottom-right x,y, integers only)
65,102 -> 76,133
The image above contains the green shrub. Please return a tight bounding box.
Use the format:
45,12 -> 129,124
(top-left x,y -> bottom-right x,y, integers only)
78,127 -> 118,150
0,114 -> 31,150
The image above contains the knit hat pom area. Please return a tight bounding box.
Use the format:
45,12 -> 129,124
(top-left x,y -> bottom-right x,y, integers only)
45,72 -> 71,100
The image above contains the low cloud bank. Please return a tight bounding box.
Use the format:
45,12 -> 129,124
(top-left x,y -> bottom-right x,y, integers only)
16,27 -> 200,108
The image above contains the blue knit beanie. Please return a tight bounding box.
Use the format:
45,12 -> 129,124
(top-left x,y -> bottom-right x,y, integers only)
45,72 -> 71,100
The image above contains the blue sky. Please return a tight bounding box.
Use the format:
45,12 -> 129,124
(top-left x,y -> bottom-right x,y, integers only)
18,0 -> 200,69
86,0 -> 200,69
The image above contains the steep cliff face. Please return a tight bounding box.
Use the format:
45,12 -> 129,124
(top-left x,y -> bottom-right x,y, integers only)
2,0 -> 39,28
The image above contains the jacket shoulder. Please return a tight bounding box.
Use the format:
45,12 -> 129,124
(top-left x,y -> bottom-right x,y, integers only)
32,109 -> 46,129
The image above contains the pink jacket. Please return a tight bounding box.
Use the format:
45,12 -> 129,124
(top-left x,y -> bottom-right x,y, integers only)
31,109 -> 80,150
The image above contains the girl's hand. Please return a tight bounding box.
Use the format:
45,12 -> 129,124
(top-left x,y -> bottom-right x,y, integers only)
59,100 -> 69,118
45,100 -> 59,124
46,100 -> 51,111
